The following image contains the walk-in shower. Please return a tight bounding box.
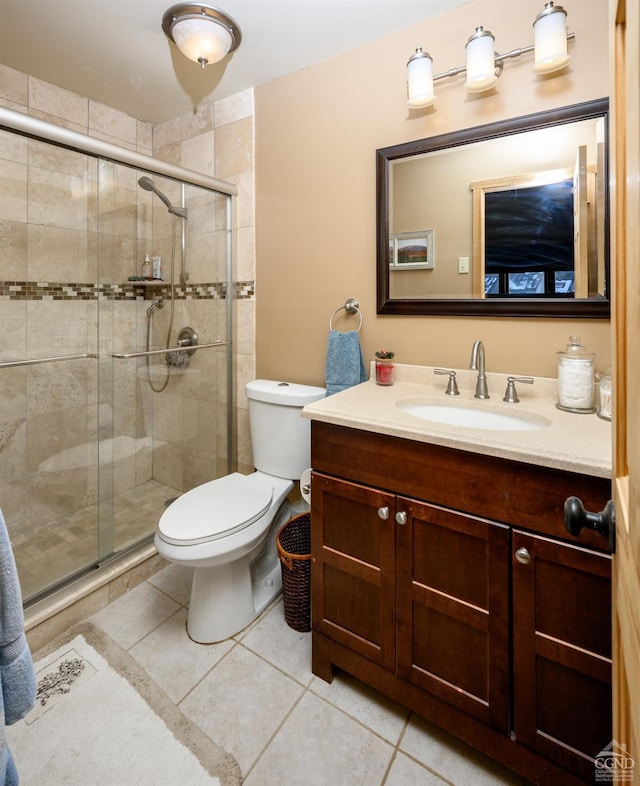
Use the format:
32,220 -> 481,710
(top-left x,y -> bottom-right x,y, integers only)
0,106 -> 236,605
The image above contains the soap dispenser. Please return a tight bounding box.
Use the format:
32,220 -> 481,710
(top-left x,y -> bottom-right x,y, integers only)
141,254 -> 152,280
556,335 -> 596,413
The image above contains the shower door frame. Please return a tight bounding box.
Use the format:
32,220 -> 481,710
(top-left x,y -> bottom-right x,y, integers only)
0,105 -> 237,590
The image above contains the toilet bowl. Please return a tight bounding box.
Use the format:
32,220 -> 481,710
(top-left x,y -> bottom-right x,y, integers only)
154,379 -> 325,643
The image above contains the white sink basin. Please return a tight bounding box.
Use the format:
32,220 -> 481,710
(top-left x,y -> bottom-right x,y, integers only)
396,400 -> 551,431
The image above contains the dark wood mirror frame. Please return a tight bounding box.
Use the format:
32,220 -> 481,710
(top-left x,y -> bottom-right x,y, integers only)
376,98 -> 610,318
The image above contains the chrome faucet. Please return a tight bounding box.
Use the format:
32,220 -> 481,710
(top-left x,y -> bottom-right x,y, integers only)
470,340 -> 489,399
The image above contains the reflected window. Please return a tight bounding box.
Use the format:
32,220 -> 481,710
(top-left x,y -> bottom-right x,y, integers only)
484,180 -> 575,298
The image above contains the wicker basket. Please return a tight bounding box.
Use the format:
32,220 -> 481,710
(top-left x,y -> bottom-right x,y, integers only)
276,512 -> 312,632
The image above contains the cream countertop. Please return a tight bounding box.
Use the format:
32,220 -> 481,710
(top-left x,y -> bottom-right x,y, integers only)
302,363 -> 612,480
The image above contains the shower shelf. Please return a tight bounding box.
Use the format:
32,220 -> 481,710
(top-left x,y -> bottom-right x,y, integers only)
126,281 -> 167,287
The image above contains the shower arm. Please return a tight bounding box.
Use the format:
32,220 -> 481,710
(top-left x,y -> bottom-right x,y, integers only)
111,340 -> 228,359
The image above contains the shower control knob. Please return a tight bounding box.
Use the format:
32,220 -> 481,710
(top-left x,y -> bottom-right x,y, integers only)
395,511 -> 407,526
377,507 -> 389,520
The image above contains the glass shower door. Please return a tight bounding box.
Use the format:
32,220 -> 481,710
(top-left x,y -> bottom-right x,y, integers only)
0,129 -> 102,601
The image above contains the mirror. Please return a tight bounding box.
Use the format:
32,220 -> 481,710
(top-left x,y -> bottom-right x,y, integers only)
376,99 -> 610,317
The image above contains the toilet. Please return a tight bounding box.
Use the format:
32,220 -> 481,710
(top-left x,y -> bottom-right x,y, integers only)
154,379 -> 325,643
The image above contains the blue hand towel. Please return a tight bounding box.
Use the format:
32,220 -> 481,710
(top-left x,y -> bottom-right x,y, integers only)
325,329 -> 366,396
0,508 -> 36,786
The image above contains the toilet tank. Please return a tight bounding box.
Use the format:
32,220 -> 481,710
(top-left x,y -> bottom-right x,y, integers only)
246,380 -> 326,479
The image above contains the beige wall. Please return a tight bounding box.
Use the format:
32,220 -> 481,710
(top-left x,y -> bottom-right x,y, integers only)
255,0 -> 611,385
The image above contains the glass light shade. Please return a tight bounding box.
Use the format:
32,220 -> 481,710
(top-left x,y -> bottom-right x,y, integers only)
407,49 -> 436,108
171,17 -> 233,65
464,27 -> 498,93
533,2 -> 570,73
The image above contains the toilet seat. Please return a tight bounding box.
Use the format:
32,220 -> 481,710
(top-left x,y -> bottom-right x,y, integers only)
157,473 -> 274,546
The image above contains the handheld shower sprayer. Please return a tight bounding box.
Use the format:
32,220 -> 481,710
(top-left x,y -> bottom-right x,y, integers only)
138,176 -> 187,219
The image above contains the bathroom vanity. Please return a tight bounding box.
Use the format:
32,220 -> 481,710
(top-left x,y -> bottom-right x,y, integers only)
303,365 -> 612,786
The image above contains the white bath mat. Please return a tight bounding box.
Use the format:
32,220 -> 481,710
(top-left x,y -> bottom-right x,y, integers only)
6,622 -> 241,786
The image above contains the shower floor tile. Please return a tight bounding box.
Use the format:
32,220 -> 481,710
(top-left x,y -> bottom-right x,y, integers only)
14,479 -> 181,602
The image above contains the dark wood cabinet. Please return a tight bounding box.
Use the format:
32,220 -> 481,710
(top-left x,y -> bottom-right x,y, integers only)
310,421 -> 612,786
396,497 -> 511,733
512,530 -> 612,783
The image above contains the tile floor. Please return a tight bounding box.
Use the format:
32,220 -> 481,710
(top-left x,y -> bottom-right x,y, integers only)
83,561 -> 531,786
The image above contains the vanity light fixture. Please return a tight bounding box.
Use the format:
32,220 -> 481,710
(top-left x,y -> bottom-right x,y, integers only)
406,1 -> 573,109
162,2 -> 242,70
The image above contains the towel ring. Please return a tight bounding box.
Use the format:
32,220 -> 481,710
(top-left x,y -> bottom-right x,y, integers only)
329,298 -> 363,333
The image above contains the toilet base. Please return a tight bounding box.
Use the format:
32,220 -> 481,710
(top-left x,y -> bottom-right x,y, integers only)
186,503 -> 290,643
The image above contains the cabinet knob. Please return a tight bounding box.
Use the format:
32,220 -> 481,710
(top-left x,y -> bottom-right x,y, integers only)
395,511 -> 407,525
515,547 -> 531,565
377,507 -> 389,520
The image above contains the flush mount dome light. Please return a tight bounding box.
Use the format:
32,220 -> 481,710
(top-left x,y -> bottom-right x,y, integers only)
162,3 -> 242,69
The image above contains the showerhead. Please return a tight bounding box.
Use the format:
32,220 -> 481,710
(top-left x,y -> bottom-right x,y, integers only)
137,176 -> 187,218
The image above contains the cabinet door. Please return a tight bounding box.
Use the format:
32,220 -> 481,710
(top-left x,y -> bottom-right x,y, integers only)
512,530 -> 612,782
396,498 -> 510,733
311,472 -> 397,671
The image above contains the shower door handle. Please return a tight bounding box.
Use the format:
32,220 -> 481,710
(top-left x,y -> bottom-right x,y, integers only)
111,340 -> 228,359
0,352 -> 97,369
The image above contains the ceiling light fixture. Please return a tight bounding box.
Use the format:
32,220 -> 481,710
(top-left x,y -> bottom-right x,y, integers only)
162,3 -> 242,70
407,1 -> 573,109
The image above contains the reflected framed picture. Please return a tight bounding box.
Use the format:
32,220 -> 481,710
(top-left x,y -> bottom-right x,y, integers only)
389,230 -> 434,270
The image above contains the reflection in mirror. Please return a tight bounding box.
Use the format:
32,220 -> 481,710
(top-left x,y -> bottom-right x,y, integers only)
376,99 -> 610,317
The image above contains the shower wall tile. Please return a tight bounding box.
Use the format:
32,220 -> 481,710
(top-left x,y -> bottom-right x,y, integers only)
28,138 -> 90,178
0,416 -> 27,486
89,101 -> 138,148
0,220 -> 28,279
113,453 -> 137,495
232,170 -> 255,230
137,120 -> 153,155
182,130 -> 216,177
153,440 -> 184,491
154,116 -> 182,151
152,142 -> 182,168
0,300 -> 27,363
187,190 -> 218,235
28,108 -> 87,137
25,360 -> 91,420
27,225 -> 89,282
0,127 -> 28,164
236,225 -> 255,281
29,78 -> 88,129
236,353 -> 255,411
27,166 -> 88,231
26,300 -> 90,356
181,103 -> 216,141
185,229 -> 216,282
0,65 -> 28,107
0,160 -> 27,222
235,406 -> 252,473
235,299 -> 255,356
214,116 -> 253,179
215,89 -> 254,128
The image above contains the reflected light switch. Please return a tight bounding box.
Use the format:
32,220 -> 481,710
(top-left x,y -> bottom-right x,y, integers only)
458,257 -> 470,274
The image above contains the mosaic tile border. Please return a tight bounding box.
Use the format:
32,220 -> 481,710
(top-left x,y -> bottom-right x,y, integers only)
0,281 -> 255,301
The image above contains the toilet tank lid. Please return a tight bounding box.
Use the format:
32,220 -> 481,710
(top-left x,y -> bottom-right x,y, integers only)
246,379 -> 325,406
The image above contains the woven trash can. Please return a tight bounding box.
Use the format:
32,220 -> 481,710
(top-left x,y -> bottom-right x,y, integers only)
276,512 -> 312,632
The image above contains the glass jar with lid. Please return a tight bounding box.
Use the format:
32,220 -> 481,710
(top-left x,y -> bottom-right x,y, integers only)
596,366 -> 612,421
556,335 -> 596,413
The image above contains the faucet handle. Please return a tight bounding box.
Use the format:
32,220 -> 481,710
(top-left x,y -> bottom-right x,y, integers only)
503,376 -> 534,403
434,368 -> 460,396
